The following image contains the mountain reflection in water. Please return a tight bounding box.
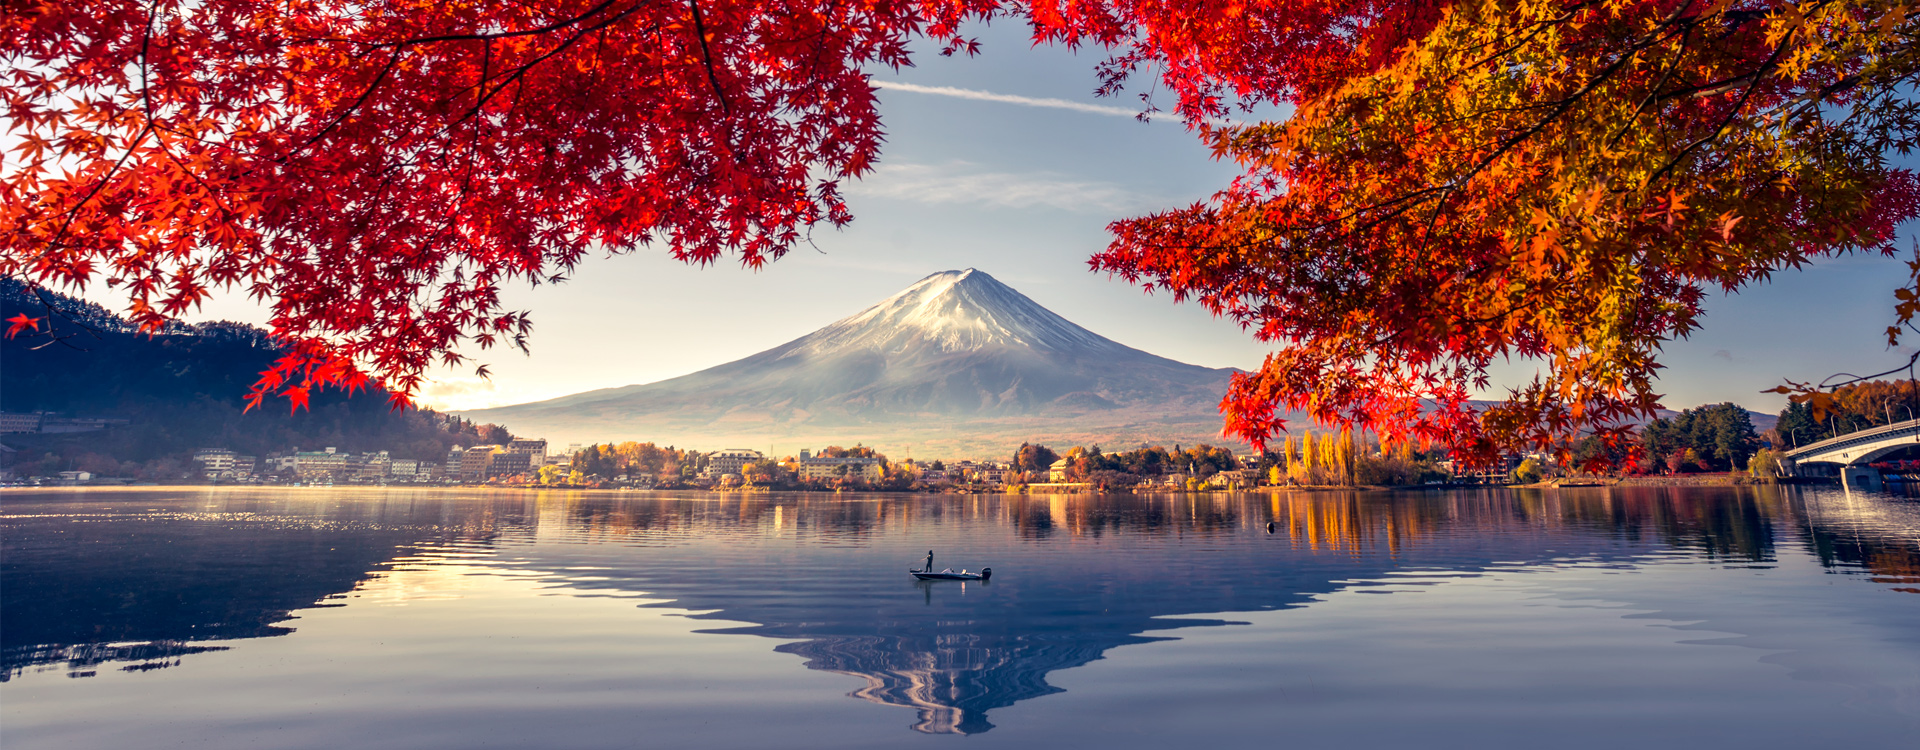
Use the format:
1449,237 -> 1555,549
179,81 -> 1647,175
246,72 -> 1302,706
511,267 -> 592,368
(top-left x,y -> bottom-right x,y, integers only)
2,486 -> 1916,735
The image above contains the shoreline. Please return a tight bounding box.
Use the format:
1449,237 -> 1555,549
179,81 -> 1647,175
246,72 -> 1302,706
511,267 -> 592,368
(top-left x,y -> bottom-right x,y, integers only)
1,473 -> 1827,496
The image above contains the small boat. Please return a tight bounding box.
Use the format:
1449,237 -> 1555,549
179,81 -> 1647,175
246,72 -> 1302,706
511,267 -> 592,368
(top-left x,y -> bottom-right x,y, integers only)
911,567 -> 991,581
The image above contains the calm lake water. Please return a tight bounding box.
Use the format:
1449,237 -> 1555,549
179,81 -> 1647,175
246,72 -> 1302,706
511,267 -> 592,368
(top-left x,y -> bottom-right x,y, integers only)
2,485 -> 1916,748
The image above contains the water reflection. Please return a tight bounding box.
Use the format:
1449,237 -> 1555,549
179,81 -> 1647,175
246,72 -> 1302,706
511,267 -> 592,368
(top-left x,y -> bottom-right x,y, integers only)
2,486 -> 1916,735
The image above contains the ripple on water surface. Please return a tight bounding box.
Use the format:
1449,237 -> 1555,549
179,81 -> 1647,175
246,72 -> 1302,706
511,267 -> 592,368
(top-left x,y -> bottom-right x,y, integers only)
1,485 -> 1916,748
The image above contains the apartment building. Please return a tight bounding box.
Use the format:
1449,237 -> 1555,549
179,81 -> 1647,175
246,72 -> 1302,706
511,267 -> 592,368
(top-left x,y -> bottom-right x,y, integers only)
706,448 -> 765,478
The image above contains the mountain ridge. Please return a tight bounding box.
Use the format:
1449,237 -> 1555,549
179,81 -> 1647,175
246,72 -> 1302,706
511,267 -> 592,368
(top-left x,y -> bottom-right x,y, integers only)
462,270 -> 1245,454
459,270 -> 1780,454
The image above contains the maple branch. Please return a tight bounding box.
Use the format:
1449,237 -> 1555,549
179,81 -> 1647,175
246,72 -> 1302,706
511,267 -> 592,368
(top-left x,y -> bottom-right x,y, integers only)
1318,13 -> 1700,247
1606,22 -> 1697,147
139,0 -> 158,121
687,0 -> 734,118
1458,0 -> 1604,71
281,48 -> 404,162
4,277 -> 109,352
22,1 -> 168,262
1444,18 -> 1683,183
1815,350 -> 1920,390
429,4 -> 651,145
461,38 -> 493,200
326,0 -> 628,49
1654,67 -> 1774,102
1643,37 -> 1789,187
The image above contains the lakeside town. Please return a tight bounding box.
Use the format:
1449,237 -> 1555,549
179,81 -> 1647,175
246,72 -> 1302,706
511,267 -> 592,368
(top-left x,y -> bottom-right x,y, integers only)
10,438 -> 1530,492
11,421 -> 1913,494
5,379 -> 1915,492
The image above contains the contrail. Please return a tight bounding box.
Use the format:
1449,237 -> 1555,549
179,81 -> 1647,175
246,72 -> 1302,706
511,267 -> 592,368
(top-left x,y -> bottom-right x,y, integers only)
873,81 -> 1145,119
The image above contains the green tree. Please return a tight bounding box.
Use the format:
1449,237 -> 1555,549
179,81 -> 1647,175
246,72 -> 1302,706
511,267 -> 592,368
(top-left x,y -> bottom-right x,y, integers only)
1512,458 -> 1546,485
1643,403 -> 1757,471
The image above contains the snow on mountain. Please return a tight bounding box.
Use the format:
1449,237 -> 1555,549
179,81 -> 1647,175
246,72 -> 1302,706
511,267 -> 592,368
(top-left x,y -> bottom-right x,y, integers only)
461,270 -> 1243,454
790,269 -> 1121,357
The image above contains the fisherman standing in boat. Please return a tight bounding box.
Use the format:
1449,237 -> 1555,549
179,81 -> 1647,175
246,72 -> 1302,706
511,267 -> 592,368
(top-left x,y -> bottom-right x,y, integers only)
922,550 -> 934,574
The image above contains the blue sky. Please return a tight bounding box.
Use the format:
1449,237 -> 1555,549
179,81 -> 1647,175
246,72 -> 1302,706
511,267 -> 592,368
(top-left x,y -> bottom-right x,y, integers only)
133,22 -> 1911,419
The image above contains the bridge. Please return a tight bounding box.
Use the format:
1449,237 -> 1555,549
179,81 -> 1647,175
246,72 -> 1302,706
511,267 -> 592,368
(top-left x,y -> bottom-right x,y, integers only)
1782,418 -> 1920,488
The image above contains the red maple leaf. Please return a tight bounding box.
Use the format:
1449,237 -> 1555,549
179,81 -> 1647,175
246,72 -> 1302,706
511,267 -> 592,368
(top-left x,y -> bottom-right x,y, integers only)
285,386 -> 311,414
4,314 -> 41,337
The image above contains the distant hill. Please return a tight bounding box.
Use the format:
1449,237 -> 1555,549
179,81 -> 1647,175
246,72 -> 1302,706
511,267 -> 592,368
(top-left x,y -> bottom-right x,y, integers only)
0,280 -> 510,478
463,269 -> 1248,455
2,272 -> 1778,473
463,269 -> 1780,456
1662,406 -> 1778,433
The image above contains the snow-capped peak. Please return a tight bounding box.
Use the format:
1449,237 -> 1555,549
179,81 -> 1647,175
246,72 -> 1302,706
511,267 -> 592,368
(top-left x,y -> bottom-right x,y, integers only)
791,269 -> 1121,356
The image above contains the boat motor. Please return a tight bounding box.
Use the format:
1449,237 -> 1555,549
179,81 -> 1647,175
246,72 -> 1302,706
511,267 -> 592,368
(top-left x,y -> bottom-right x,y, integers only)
980,567 -> 992,581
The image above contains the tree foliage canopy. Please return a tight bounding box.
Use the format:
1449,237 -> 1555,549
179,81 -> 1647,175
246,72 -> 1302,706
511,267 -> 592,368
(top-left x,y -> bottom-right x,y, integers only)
1640,402 -> 1759,471
7,0 -> 1916,456
1088,0 -> 1920,459
1775,378 -> 1920,444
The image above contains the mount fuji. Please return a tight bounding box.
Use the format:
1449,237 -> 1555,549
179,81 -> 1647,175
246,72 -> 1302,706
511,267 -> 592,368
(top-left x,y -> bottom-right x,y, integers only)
461,270 -> 1246,455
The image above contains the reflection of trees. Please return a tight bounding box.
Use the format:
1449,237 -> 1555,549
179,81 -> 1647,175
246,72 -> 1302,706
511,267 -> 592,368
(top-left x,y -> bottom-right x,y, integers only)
1544,487 -> 1785,563
1796,489 -> 1920,593
553,493 -> 894,543
0,490 -> 518,680
1,517 -> 411,680
9,482 -> 1917,732
565,492 -> 1744,734
1009,494 -> 1248,540
1261,488 -> 1789,563
1271,491 -> 1442,554
1863,548 -> 1920,593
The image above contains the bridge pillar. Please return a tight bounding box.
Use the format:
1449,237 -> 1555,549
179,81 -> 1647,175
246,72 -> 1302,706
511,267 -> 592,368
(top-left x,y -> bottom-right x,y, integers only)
1841,465 -> 1883,492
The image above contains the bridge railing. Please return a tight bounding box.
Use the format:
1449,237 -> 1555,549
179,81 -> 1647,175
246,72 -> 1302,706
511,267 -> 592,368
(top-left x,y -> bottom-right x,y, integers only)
1783,418 -> 1920,462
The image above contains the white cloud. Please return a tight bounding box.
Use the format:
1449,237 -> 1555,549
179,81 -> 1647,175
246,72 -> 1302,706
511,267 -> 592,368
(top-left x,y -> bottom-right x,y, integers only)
874,81 -> 1146,119
846,161 -> 1162,214
416,376 -> 500,411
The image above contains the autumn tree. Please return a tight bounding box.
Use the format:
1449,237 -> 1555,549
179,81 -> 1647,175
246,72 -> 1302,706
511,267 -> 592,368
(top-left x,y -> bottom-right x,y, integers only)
3,0 -> 998,410
1776,378 -> 1920,443
10,0 -> 1919,459
1641,402 -> 1758,471
1012,442 -> 1059,474
819,444 -> 881,460
1079,0 -> 1920,461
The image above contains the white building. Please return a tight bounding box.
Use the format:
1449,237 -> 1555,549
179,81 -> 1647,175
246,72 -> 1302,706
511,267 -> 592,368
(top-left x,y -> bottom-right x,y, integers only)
293,447 -> 349,479
355,451 -> 391,480
706,448 -> 765,478
192,449 -> 256,480
508,439 -> 548,456
193,449 -> 236,478
1048,458 -> 1071,483
0,412 -> 44,433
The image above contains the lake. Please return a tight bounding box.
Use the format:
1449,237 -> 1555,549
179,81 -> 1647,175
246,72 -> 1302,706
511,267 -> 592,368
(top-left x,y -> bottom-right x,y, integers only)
2,485 -> 1916,748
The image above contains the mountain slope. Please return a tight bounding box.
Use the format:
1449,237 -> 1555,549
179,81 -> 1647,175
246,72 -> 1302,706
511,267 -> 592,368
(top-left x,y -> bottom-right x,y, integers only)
463,270 -> 1242,454
0,279 -> 514,477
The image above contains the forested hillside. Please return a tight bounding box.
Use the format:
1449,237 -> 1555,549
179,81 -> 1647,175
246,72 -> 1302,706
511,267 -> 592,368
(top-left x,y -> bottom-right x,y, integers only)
1,280 -> 512,479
